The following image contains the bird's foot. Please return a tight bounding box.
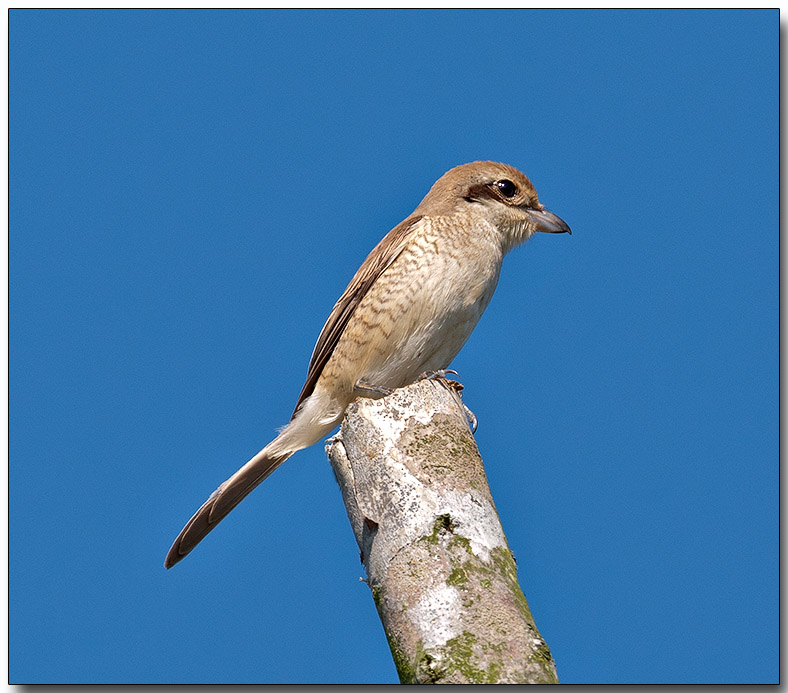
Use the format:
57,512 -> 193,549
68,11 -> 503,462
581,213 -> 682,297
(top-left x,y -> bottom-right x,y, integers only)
417,370 -> 477,433
354,380 -> 394,397
417,368 -> 460,382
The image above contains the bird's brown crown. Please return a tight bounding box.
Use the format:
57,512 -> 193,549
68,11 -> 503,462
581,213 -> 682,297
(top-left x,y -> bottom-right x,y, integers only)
414,161 -> 541,216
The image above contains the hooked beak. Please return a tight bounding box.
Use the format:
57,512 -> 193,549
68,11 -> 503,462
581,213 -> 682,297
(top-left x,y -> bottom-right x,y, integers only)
528,208 -> 572,235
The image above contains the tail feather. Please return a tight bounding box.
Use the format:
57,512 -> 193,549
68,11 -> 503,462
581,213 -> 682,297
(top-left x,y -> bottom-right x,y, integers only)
166,387 -> 345,569
164,448 -> 290,569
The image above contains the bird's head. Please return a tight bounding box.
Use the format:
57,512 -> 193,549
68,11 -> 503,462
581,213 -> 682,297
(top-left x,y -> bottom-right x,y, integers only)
414,161 -> 571,251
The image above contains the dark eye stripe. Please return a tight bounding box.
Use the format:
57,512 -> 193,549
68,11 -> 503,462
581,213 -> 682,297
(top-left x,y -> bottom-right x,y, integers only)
464,180 -> 520,204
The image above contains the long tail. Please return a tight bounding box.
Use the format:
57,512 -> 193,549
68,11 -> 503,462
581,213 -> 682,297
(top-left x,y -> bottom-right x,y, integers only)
164,446 -> 291,569
165,388 -> 345,569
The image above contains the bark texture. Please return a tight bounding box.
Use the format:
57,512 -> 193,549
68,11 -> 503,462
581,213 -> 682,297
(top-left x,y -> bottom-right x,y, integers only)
325,378 -> 558,684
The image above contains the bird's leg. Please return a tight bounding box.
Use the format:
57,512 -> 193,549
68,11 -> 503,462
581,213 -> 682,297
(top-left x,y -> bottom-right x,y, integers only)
354,380 -> 394,397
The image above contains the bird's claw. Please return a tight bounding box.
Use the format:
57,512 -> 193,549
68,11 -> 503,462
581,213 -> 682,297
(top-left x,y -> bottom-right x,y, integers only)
463,403 -> 478,434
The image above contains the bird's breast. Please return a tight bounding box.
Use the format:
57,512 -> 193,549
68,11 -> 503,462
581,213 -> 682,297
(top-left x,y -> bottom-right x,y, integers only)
350,221 -> 504,388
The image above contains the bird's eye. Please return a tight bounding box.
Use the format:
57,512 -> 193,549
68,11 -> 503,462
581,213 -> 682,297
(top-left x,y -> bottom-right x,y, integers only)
495,179 -> 517,198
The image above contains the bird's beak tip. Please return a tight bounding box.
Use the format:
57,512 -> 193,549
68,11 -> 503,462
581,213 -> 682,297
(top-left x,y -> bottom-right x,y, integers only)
529,208 -> 571,236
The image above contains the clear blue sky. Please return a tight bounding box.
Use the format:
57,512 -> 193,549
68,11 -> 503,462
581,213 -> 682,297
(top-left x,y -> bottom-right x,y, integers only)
10,9 -> 776,684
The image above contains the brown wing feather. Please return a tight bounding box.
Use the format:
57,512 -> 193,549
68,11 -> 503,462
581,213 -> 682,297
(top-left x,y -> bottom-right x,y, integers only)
291,214 -> 424,418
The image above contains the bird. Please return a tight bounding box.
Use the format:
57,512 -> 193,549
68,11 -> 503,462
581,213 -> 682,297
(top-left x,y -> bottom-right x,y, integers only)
165,160 -> 570,569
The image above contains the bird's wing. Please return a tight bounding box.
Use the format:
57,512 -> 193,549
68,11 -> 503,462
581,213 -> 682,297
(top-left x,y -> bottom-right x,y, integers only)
291,214 -> 425,418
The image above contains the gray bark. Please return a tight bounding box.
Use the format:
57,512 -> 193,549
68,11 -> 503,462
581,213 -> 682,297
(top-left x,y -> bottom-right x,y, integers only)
325,378 -> 558,684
